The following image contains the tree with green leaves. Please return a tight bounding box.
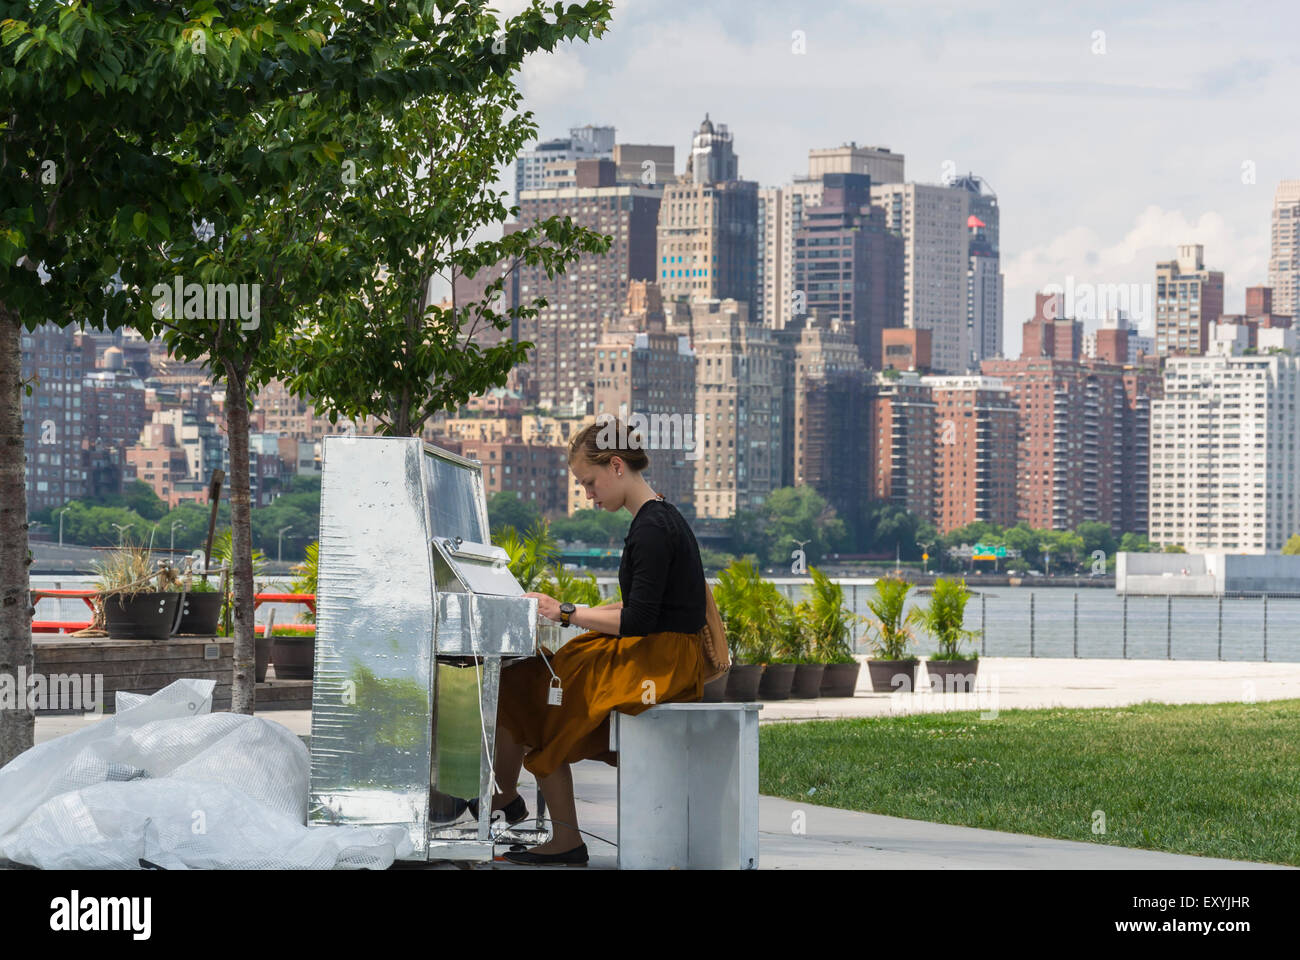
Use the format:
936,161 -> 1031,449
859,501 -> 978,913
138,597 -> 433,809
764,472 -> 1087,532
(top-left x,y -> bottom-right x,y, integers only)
1,0 -> 613,762
1282,534 -> 1300,556
487,491 -> 542,539
279,31 -> 611,438
761,486 -> 846,568
1075,521 -> 1117,560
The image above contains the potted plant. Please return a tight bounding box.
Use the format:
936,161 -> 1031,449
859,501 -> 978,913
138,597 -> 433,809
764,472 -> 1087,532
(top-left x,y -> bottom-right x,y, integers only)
714,560 -> 766,702
757,589 -> 801,701
917,577 -> 979,692
93,544 -> 182,640
805,567 -> 863,697
864,576 -> 919,693
788,597 -> 824,699
172,563 -> 223,636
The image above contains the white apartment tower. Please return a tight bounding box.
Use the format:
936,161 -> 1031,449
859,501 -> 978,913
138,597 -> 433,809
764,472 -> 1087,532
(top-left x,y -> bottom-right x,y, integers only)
1149,338 -> 1300,553
1268,180 -> 1300,318
871,182 -> 971,374
755,178 -> 824,329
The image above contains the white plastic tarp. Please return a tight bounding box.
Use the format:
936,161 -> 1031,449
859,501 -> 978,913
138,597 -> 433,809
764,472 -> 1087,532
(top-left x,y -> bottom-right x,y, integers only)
0,679 -> 412,869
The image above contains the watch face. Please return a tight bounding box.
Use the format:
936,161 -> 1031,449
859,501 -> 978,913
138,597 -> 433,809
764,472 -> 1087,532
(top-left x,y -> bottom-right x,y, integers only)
560,602 -> 576,614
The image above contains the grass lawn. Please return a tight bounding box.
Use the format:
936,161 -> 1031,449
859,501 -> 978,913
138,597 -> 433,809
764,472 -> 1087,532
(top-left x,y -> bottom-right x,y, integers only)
759,699 -> 1300,866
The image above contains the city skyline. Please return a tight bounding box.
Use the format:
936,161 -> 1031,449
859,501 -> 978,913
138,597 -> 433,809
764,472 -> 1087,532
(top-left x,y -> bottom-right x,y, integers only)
498,0 -> 1299,357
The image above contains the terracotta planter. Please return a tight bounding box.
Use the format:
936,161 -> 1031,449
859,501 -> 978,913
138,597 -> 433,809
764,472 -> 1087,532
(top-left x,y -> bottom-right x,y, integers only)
270,634 -> 316,680
867,659 -> 919,693
757,663 -> 797,701
102,592 -> 181,640
790,663 -> 825,699
724,664 -> 764,702
820,661 -> 862,697
701,673 -> 729,702
174,592 -> 222,636
926,658 -> 980,693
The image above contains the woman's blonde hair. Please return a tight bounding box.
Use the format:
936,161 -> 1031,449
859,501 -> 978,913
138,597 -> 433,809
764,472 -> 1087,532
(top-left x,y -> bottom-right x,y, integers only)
568,415 -> 651,471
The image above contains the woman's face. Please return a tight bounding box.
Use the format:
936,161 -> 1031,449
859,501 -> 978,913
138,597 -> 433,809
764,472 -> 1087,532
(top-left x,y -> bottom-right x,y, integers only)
571,455 -> 625,512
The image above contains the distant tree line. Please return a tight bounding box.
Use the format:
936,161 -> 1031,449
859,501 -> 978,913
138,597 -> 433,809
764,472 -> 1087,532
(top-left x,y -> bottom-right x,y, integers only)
31,477 -> 320,562
488,489 -> 1194,575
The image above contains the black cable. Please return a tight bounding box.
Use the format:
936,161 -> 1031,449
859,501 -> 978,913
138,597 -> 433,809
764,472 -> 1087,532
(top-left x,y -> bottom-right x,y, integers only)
486,810 -> 616,850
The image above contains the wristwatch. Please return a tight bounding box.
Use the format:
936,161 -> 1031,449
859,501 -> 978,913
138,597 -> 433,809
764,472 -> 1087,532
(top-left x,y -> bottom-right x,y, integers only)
559,602 -> 576,627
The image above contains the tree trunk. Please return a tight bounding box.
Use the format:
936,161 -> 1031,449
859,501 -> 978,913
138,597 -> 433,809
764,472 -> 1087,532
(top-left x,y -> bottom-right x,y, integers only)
223,363 -> 256,715
0,307 -> 35,766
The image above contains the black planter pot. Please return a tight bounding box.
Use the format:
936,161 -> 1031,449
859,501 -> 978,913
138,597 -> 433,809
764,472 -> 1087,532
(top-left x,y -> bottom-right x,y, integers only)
174,592 -> 222,636
926,658 -> 980,693
790,663 -> 825,699
102,592 -> 181,640
820,661 -> 862,698
255,629 -> 273,683
270,634 -> 316,680
724,664 -> 764,702
701,673 -> 729,702
867,659 -> 920,693
757,663 -> 797,701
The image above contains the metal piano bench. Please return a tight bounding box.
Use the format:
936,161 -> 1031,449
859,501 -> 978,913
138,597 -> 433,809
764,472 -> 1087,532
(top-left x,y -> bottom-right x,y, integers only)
608,701 -> 761,869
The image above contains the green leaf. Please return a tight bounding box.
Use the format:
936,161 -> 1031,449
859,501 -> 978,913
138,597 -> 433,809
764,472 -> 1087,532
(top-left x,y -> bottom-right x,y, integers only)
131,211 -> 149,239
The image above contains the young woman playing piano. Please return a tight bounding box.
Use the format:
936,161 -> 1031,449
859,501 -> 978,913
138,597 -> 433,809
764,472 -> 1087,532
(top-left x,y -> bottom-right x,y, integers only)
489,417 -> 708,866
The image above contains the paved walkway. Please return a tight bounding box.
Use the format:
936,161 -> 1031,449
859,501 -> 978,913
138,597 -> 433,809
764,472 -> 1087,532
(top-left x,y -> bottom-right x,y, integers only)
28,657 -> 1300,869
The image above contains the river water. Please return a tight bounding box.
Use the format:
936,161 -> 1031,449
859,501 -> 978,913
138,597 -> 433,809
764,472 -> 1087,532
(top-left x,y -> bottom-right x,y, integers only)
32,576 -> 1300,662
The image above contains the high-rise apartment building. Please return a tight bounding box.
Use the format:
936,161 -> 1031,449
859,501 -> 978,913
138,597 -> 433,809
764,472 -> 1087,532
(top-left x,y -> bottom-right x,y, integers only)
870,372 -> 936,521
924,375 -> 1018,533
656,178 -> 757,307
688,299 -> 783,518
1154,244 -> 1224,357
871,182 -> 971,374
1149,340 -> 1300,553
779,315 -> 871,525
982,292 -> 1161,534
19,324 -> 94,512
807,143 -> 904,186
516,158 -> 661,412
612,143 -> 675,186
757,176 -> 827,329
954,174 -> 1003,365
791,173 -> 904,370
594,283 -> 698,509
685,114 -> 738,185
514,124 -> 614,197
1268,181 -> 1300,318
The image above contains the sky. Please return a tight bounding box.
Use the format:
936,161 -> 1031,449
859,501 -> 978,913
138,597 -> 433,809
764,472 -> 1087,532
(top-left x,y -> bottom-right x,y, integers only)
494,0 -> 1300,359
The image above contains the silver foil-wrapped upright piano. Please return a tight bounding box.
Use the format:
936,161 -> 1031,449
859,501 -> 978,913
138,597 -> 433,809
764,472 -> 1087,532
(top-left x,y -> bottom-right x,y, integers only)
306,436 -> 555,861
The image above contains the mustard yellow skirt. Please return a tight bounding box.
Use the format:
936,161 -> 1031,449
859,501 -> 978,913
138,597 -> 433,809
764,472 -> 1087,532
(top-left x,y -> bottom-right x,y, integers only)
496,629 -> 706,779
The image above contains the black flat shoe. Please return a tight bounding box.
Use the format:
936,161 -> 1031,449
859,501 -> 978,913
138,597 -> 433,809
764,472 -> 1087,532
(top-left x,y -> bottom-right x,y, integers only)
466,792 -> 529,825
502,843 -> 588,866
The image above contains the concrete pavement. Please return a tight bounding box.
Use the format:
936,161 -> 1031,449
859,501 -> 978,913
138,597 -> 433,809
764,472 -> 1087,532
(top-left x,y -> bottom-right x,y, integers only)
27,656 -> 1300,869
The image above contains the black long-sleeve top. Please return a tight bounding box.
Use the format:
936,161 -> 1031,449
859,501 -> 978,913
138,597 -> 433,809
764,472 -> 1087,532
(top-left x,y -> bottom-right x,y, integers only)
617,498 -> 707,638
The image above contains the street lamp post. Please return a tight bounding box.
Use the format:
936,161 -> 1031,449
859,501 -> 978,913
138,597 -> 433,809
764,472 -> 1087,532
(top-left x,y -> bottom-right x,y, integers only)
56,506 -> 70,547
170,520 -> 183,554
111,522 -> 132,546
278,526 -> 293,565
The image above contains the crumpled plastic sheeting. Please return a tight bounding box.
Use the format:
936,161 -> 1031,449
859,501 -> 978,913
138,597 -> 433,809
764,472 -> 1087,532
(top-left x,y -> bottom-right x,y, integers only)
0,679 -> 412,869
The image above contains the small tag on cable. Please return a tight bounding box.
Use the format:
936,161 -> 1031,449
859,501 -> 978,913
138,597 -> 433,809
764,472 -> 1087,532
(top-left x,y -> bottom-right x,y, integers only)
547,677 -> 563,706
